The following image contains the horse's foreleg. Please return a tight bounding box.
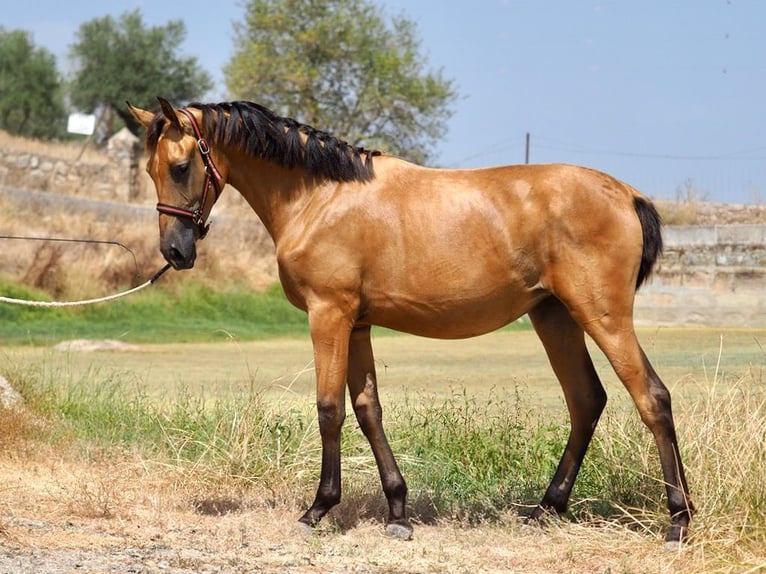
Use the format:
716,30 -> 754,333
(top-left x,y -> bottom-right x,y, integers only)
298,308 -> 352,530
527,297 -> 607,520
347,325 -> 412,539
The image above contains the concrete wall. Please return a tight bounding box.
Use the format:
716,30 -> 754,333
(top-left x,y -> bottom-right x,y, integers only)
635,225 -> 766,327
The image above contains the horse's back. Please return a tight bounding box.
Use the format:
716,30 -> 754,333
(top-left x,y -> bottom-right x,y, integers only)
331,160 -> 651,338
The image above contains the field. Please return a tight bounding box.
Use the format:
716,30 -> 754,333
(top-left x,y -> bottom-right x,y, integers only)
3,327 -> 765,404
2,327 -> 766,573
3,128 -> 766,571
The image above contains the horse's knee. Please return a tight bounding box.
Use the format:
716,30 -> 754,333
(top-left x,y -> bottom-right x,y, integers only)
316,398 -> 345,434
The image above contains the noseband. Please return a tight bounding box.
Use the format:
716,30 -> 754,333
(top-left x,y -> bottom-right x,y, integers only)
155,108 -> 223,239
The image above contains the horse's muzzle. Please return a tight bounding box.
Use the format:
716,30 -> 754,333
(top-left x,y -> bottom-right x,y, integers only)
160,225 -> 197,270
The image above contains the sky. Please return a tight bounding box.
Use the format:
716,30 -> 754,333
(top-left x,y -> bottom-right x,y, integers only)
4,1 -> 765,204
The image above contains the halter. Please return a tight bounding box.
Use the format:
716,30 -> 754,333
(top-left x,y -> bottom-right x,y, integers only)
155,108 -> 223,239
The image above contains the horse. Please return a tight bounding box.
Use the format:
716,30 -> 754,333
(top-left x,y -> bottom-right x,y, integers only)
128,97 -> 694,548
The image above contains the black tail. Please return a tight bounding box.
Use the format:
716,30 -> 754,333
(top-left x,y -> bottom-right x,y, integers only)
633,196 -> 663,289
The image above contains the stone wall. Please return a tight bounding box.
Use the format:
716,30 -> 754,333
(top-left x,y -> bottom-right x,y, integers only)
2,128 -> 766,327
635,225 -> 766,327
0,128 -> 149,204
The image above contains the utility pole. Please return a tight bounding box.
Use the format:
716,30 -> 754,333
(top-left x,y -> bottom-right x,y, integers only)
525,132 -> 530,164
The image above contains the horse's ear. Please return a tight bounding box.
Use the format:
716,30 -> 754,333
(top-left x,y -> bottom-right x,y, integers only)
126,101 -> 154,130
157,97 -> 182,131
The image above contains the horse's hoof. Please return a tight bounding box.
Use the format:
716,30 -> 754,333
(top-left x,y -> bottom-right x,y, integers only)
296,520 -> 314,538
664,539 -> 683,552
664,525 -> 688,551
385,521 -> 413,541
520,520 -> 542,534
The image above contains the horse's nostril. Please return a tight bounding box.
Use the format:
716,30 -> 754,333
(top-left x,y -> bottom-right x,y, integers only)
164,242 -> 195,270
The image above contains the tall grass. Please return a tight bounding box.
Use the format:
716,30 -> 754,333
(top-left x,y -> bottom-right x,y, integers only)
5,357 -> 765,562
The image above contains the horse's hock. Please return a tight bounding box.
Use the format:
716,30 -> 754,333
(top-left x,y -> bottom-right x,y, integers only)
635,224 -> 766,327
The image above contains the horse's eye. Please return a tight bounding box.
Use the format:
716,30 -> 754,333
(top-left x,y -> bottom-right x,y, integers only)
170,162 -> 190,183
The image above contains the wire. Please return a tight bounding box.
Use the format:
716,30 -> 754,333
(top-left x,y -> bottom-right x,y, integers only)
0,235 -> 171,307
531,136 -> 766,161
0,235 -> 140,278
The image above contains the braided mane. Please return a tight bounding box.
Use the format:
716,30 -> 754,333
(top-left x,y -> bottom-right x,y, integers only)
147,101 -> 379,183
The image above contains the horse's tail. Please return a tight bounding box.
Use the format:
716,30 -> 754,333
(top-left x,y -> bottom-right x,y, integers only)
633,195 -> 663,290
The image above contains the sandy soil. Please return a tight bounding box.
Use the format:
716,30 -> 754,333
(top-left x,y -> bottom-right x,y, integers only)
0,450 -> 710,574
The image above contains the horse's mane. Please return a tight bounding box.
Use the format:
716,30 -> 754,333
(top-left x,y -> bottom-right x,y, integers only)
147,101 -> 379,183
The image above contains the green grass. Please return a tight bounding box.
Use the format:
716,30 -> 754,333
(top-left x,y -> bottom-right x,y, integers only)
6,356 -> 764,548
0,279 -> 532,345
4,336 -> 766,569
0,363 -> 572,521
0,281 -> 310,344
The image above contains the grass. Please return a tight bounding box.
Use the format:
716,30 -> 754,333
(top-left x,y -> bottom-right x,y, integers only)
2,330 -> 766,571
4,340 -> 766,550
0,281 -> 312,344
0,276 -> 533,346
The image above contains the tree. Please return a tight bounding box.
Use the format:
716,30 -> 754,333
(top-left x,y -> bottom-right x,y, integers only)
68,10 -> 213,138
0,28 -> 66,139
225,0 -> 457,164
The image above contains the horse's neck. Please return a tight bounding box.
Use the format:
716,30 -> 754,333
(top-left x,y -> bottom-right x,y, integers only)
228,159 -> 319,243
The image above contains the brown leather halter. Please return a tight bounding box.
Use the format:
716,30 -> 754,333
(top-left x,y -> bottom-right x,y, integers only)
155,108 -> 223,239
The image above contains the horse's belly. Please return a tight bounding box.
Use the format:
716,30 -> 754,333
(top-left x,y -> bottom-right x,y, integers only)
362,285 -> 546,339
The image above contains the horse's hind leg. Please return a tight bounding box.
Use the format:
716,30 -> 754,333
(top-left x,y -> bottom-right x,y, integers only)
565,294 -> 694,547
527,296 -> 607,520
347,325 -> 412,539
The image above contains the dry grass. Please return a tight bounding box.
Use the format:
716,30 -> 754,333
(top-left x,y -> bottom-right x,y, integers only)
2,330 -> 766,571
0,190 -> 279,298
0,129 -> 109,164
0,453 -> 746,573
1,385 -> 765,573
3,327 -> 762,406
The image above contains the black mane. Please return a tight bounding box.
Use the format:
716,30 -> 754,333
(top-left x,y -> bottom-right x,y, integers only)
151,101 -> 379,183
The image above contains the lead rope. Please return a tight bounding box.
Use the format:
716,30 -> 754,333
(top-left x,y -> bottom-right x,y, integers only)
0,263 -> 172,308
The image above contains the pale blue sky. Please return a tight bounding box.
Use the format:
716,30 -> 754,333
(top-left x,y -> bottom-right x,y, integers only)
5,1 -> 765,204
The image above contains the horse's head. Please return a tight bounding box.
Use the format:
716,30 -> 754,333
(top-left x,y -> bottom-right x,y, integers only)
128,98 -> 226,270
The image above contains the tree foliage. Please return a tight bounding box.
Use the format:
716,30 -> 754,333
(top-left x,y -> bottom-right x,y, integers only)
225,0 -> 457,164
68,10 -> 213,137
0,28 -> 66,139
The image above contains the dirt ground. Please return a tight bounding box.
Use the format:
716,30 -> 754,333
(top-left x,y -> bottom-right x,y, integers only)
0,450 -> 724,574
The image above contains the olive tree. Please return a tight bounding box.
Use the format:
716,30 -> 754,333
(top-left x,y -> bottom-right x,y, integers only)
68,10 -> 213,137
225,0 -> 457,164
0,28 -> 65,139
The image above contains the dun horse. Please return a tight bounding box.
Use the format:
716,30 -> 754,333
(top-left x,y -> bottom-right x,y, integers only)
129,98 -> 694,547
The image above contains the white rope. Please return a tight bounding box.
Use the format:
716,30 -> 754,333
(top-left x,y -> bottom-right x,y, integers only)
0,264 -> 172,308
